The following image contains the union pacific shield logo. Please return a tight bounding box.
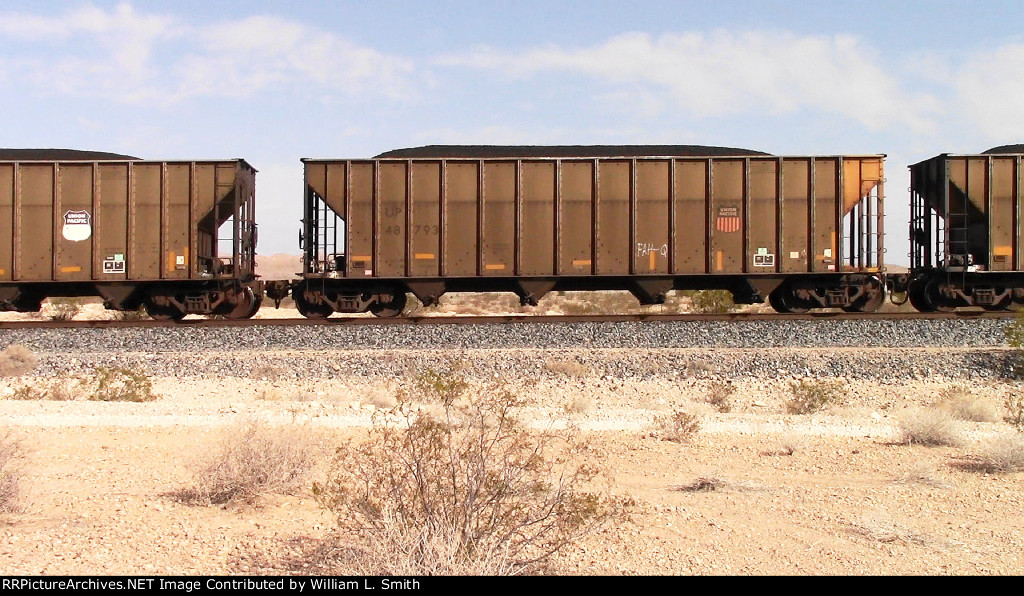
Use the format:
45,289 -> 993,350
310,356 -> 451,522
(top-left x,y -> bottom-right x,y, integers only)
62,210 -> 92,242
716,206 -> 741,233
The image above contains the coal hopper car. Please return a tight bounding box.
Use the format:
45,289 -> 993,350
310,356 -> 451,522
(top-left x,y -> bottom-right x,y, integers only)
0,151 -> 261,320
906,146 -> 1024,311
291,145 -> 887,317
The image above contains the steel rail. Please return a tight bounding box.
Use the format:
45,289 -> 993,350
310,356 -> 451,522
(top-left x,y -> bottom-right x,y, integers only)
0,309 -> 1017,330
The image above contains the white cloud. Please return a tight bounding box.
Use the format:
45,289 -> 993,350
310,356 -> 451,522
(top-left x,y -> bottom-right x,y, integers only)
954,43 -> 1024,142
169,15 -> 414,102
0,4 -> 414,105
440,31 -> 941,133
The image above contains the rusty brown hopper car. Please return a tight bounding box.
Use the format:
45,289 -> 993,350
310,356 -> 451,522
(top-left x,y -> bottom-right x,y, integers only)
907,147 -> 1024,311
0,156 -> 261,320
295,146 -> 886,317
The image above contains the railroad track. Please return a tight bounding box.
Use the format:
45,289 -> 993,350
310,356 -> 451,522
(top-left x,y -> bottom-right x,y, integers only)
0,309 -> 1018,330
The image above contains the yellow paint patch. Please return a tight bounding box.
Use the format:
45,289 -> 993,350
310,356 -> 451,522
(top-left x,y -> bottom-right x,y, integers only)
60,266 -> 81,273
0,269 -> 5,275
649,251 -> 656,271
572,259 -> 592,267
715,250 -> 723,272
350,255 -> 372,261
485,264 -> 505,271
994,245 -> 1013,257
414,253 -> 435,260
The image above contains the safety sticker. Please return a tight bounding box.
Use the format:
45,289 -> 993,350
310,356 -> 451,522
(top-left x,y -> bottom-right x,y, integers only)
103,254 -> 126,274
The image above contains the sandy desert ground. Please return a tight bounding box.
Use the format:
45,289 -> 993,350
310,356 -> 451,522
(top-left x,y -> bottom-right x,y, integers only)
0,355 -> 1022,575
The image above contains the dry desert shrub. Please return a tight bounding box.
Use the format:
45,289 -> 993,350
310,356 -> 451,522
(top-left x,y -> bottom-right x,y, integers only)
653,409 -> 702,443
773,433 -> 805,456
90,366 -> 156,402
250,363 -> 287,381
937,384 -> 1000,422
971,433 -> 1024,473
0,431 -> 25,513
894,465 -> 951,488
1004,393 -> 1024,432
178,419 -> 321,505
313,377 -> 622,575
850,512 -> 928,545
46,298 -> 81,321
556,291 -> 641,315
0,345 -> 38,377
897,407 -> 962,447
784,379 -> 845,415
257,386 -> 321,402
112,305 -> 148,321
543,358 -> 593,378
9,378 -> 77,401
563,394 -> 595,415
705,380 -> 736,413
360,390 -> 398,410
675,476 -> 724,492
685,360 -> 719,377
6,367 -> 151,402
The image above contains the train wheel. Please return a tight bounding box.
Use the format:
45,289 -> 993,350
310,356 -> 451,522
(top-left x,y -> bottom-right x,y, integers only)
768,288 -> 790,313
225,286 -> 260,320
370,290 -> 407,318
924,279 -> 957,313
295,292 -> 333,319
843,280 -> 885,313
908,281 -> 934,312
777,285 -> 811,314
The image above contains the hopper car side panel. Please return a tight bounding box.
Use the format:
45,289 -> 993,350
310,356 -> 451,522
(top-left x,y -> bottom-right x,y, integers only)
907,153 -> 1024,311
297,154 -> 886,317
0,159 -> 261,319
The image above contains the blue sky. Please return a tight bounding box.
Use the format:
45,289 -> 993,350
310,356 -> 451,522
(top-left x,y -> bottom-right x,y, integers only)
2,1 -> 1023,265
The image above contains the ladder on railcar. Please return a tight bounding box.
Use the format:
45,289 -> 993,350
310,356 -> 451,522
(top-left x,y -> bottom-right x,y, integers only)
842,179 -> 883,271
940,160 -> 971,294
303,189 -> 341,275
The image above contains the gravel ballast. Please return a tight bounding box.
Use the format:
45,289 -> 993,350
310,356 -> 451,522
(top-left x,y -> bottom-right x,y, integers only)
0,317 -> 1013,353
0,318 -> 1020,381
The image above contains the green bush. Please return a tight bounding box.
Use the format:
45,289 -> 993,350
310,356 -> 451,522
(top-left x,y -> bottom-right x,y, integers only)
686,290 -> 735,314
90,366 -> 156,402
784,379 -> 845,414
404,367 -> 470,406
